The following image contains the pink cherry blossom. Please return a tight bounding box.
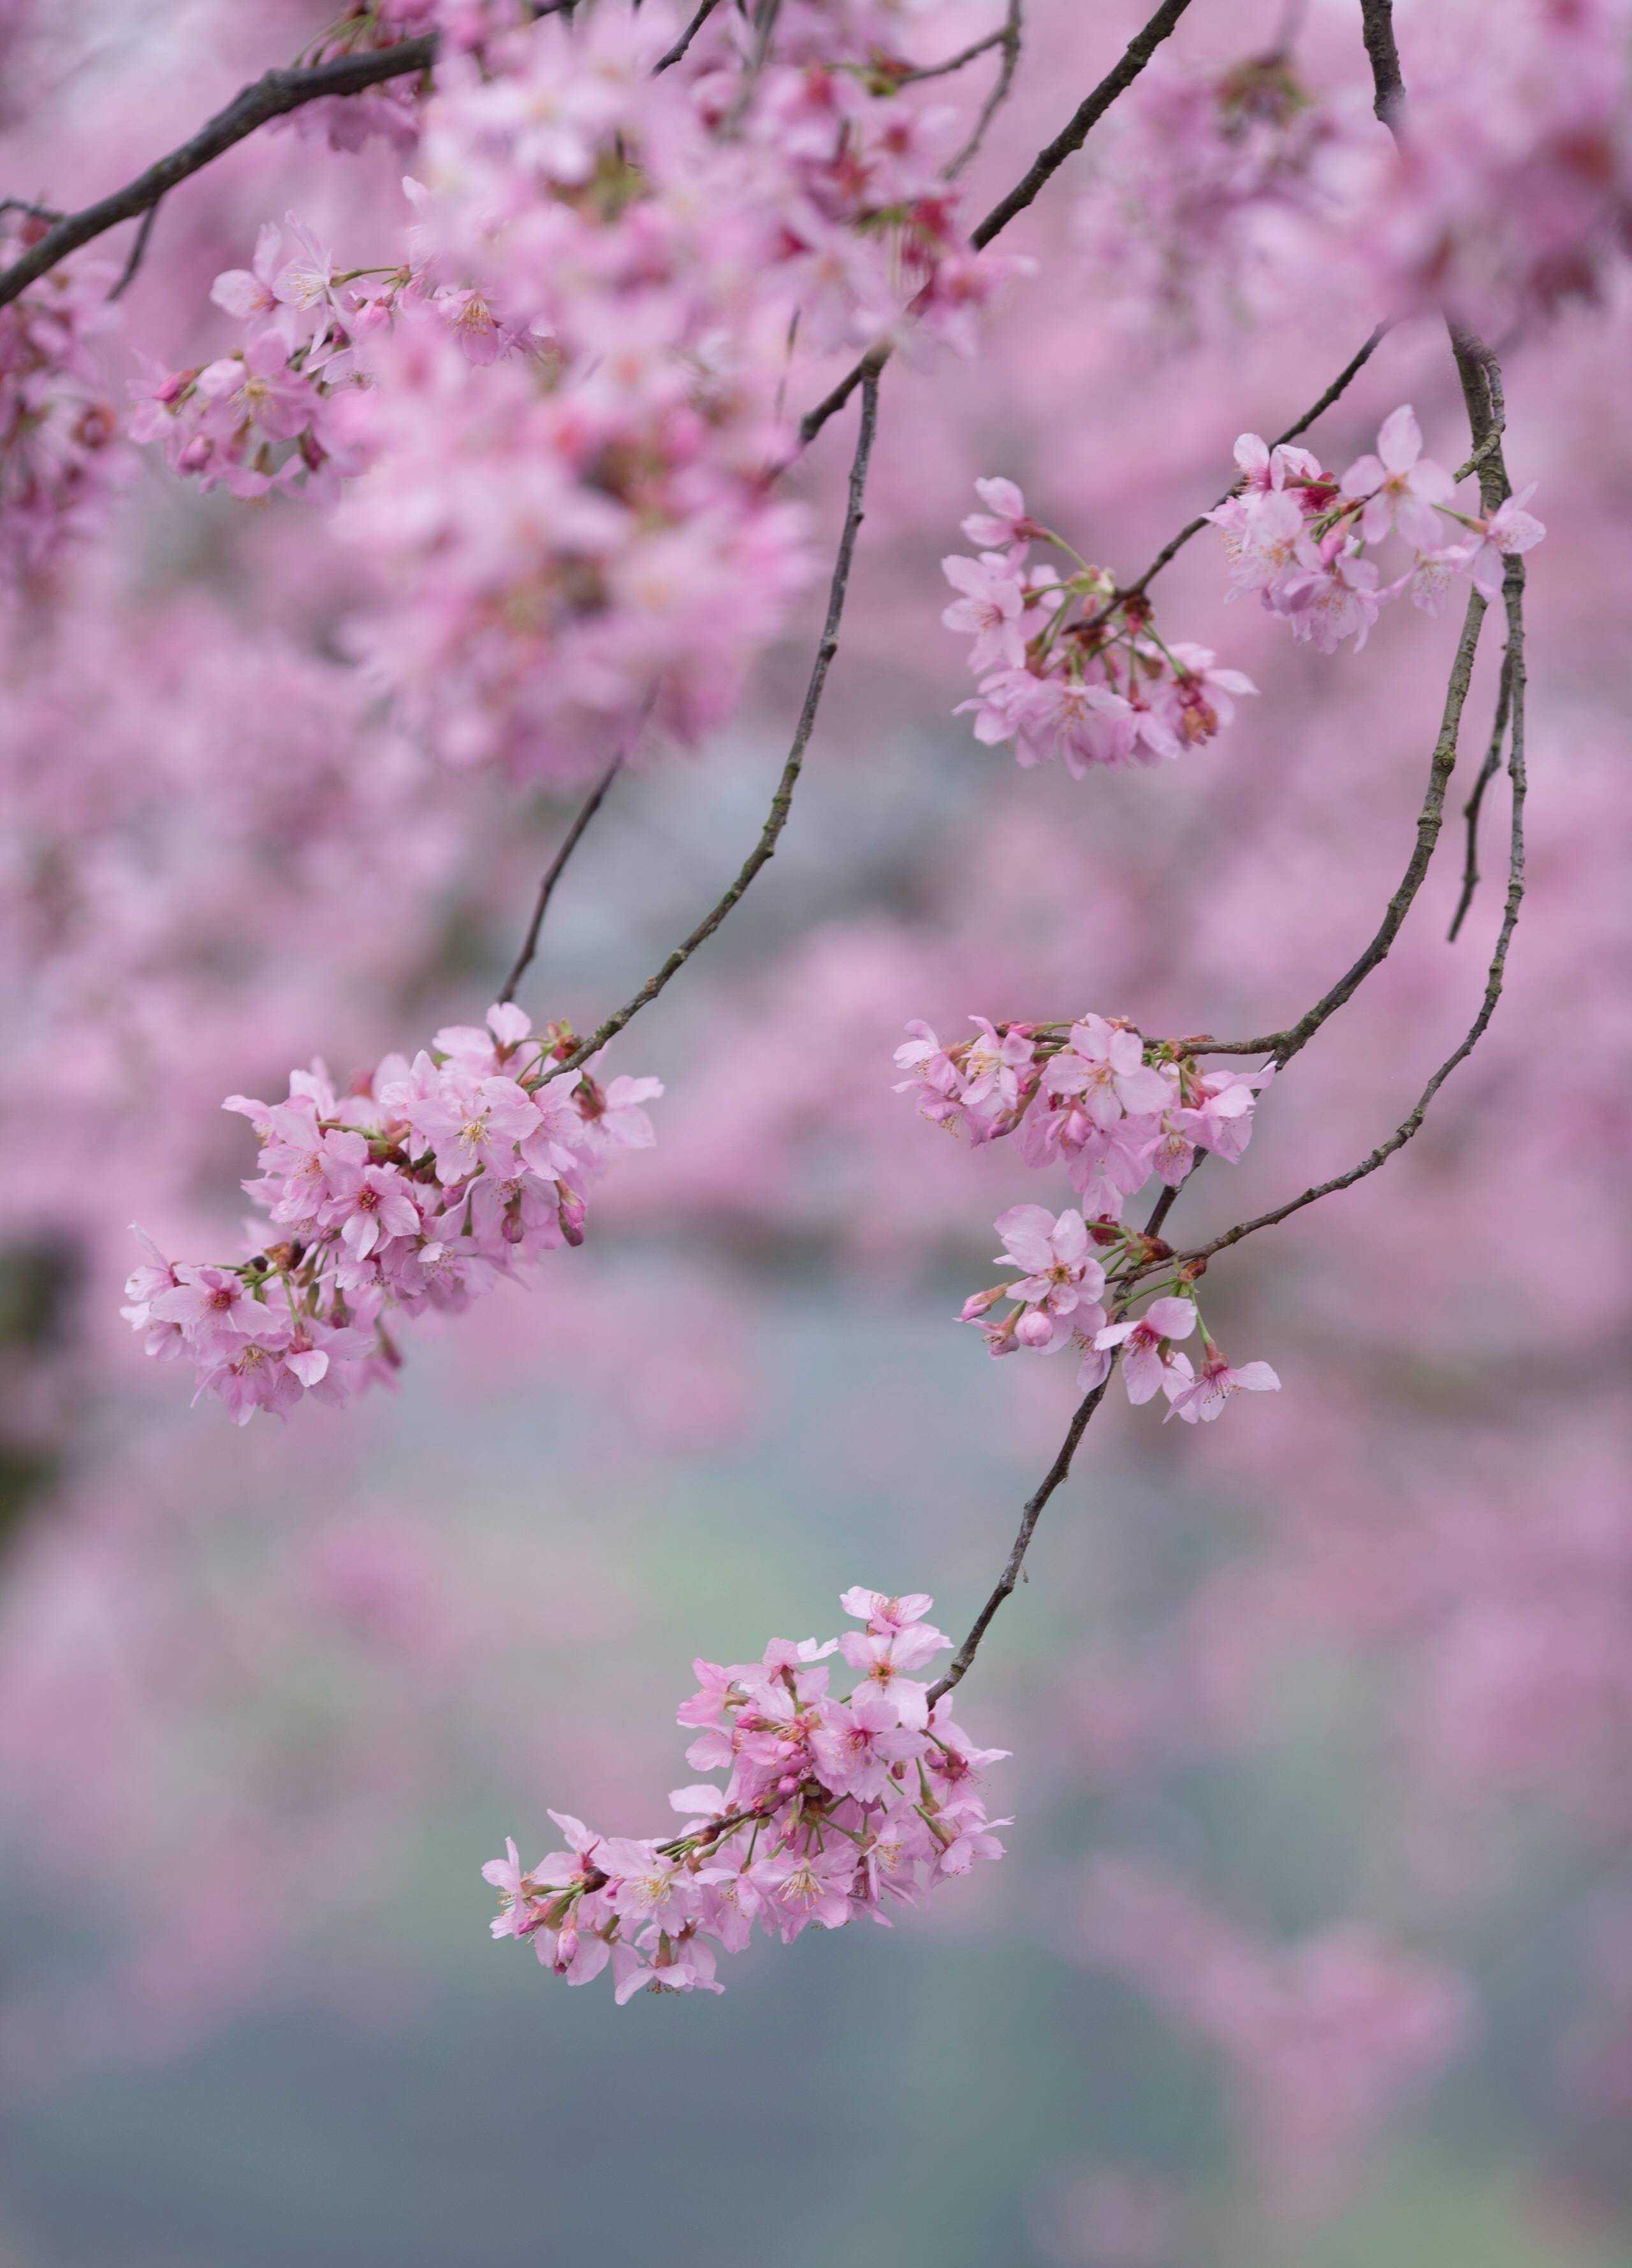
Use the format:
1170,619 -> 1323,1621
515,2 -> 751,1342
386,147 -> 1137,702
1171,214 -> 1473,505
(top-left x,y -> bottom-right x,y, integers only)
1166,1349 -> 1282,1424
484,1588 -> 1005,1996
1341,406 -> 1457,550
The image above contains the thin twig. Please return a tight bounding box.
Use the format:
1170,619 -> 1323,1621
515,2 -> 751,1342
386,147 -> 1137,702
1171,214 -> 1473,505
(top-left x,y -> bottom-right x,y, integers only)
538,370 -> 881,1085
969,0 -> 1194,249
1082,323 -> 1390,633
108,198 -> 162,301
1446,643 -> 1513,942
942,0 -> 1023,180
497,760 -> 623,1006
1193,578 -> 1490,1064
928,1372 -> 1113,1706
901,26 -> 1008,84
798,0 -> 1195,450
653,0 -> 722,71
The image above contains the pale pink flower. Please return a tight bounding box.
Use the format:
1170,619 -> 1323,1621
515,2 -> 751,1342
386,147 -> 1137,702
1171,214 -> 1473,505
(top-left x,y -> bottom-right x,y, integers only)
1166,1349 -> 1282,1423
1463,483 -> 1546,600
961,475 -> 1041,556
1341,406 -> 1457,550
1096,1296 -> 1199,1405
1046,1016 -> 1173,1128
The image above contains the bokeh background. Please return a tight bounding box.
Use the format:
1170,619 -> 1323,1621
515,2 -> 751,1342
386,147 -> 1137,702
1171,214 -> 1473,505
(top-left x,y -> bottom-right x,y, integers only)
3,3 -> 1630,2264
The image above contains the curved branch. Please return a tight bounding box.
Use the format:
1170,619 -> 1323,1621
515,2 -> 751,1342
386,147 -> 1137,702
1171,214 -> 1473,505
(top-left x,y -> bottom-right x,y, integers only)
798,0 -> 1197,451
498,759 -> 623,1006
1082,322 -> 1390,634
928,1372 -> 1113,1708
0,38 -> 438,311
1177,560 -> 1526,1271
539,370 -> 882,1084
0,3 -> 574,312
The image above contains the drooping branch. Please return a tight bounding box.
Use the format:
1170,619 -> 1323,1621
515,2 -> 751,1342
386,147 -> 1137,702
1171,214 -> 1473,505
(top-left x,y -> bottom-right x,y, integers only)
1176,560 -> 1526,1271
0,3 -> 576,312
498,759 -> 624,1007
930,1161 -> 1190,1702
928,1372 -> 1113,1707
1193,577 -> 1490,1065
936,0 -> 1535,1713
798,0 -> 1197,450
539,369 -> 882,1085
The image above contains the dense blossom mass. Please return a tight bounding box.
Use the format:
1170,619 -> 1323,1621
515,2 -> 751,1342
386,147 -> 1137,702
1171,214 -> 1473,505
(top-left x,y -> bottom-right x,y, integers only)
122,1004 -> 660,1420
483,1588 -> 1006,2000
129,0 -> 1017,783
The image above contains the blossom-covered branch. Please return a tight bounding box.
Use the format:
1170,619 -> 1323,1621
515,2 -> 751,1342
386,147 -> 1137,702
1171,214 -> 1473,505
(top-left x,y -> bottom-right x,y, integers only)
911,0 -> 1538,1715
483,1588 -> 1009,2000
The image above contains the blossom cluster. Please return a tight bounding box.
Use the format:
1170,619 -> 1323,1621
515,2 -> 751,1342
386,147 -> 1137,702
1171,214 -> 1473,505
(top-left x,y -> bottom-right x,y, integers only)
122,1002 -> 660,1421
0,212 -> 125,588
483,1586 -> 1006,2001
328,0 -> 1013,780
896,1011 -> 1279,1417
128,217 -> 421,502
943,478 -> 1255,775
1209,407 -> 1544,652
895,1011 -> 1268,1205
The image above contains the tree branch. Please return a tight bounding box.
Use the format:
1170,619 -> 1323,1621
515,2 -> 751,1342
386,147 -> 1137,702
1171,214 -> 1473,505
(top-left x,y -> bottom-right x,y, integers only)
0,37 -> 441,311
1082,322 -> 1389,634
497,759 -> 624,1007
1175,561 -> 1526,1270
928,1372 -> 1113,1707
1446,640 -> 1514,942
538,369 -> 881,1085
935,1 -> 1536,1710
653,0 -> 722,73
798,0 -> 1196,451
942,0 -> 1024,180
1193,577 -> 1490,1065
969,0 -> 1195,250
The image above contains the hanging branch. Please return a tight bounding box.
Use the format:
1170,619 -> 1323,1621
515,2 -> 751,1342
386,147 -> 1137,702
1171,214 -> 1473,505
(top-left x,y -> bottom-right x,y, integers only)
537,369 -> 881,1085
497,760 -> 625,1007
798,0 -> 1197,450
936,0 -> 1534,1707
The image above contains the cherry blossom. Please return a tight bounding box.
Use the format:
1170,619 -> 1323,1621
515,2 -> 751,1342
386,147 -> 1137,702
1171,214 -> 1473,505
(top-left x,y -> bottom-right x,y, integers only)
1210,408 -> 1543,650
122,1004 -> 660,1420
943,478 -> 1256,775
483,1589 -> 1006,1998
